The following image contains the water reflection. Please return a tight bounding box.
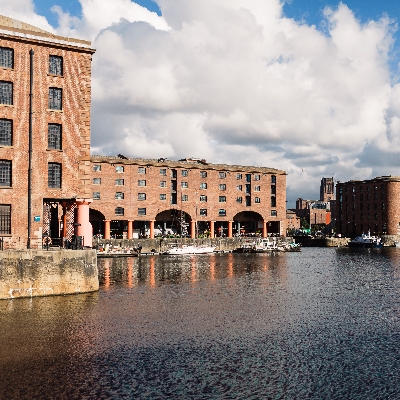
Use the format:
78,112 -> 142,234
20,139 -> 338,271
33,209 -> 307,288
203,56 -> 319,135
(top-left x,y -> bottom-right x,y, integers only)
2,249 -> 400,399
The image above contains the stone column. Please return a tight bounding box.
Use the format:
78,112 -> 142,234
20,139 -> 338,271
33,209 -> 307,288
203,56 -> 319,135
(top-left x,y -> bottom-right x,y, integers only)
104,220 -> 111,240
127,220 -> 133,240
150,220 -> 155,239
191,221 -> 196,238
262,220 -> 267,237
210,221 -> 215,238
75,198 -> 93,247
228,221 -> 233,238
61,202 -> 67,239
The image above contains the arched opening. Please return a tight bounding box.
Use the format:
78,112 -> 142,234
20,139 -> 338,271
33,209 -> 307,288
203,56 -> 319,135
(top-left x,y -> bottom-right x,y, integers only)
89,208 -> 105,237
233,211 -> 264,236
155,209 -> 192,236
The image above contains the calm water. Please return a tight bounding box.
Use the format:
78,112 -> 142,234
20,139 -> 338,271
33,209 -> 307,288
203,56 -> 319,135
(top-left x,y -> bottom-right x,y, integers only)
2,248 -> 400,399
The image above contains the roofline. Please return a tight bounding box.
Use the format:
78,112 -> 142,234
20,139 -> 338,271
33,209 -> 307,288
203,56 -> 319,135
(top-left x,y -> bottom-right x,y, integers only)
336,176 -> 400,185
90,155 -> 287,175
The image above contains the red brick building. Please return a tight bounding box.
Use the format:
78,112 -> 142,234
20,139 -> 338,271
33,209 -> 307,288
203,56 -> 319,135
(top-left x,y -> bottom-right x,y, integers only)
0,16 -> 95,249
336,176 -> 400,236
89,156 -> 287,239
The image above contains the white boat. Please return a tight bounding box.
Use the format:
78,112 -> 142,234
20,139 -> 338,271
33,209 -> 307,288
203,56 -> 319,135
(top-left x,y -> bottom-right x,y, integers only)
252,238 -> 278,252
348,232 -> 382,248
164,245 -> 215,255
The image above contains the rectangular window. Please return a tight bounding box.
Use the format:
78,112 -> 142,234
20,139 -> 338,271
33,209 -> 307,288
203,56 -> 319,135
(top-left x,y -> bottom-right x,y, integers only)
219,184 -> 226,191
115,165 -> 124,173
219,196 -> 226,202
271,210 -> 277,216
115,207 -> 124,216
0,204 -> 11,234
200,183 -> 207,189
0,47 -> 13,69
255,186 -> 260,192
160,194 -> 166,200
246,174 -> 251,182
160,181 -> 167,187
171,169 -> 177,178
115,192 -> 124,199
93,192 -> 100,200
245,197 -> 251,206
0,119 -> 12,146
182,194 -> 188,201
181,170 -> 188,176
271,185 -> 276,195
138,208 -> 146,216
0,160 -> 11,186
92,165 -> 101,172
160,169 -> 167,176
200,171 -> 207,178
255,197 -> 260,203
93,178 -> 101,185
0,81 -> 12,105
48,162 -> 61,188
219,172 -> 226,179
200,209 -> 207,216
271,175 -> 276,183
271,196 -> 276,207
138,180 -> 146,186
116,179 -> 124,186
138,167 -> 146,174
49,55 -> 63,75
48,87 -> 62,110
245,184 -> 251,194
219,209 -> 226,216
181,182 -> 188,188
236,173 -> 242,180
138,193 -> 146,201
200,195 -> 207,202
236,197 -> 242,203
171,193 -> 177,204
48,124 -> 61,150
236,185 -> 242,191
254,174 -> 260,181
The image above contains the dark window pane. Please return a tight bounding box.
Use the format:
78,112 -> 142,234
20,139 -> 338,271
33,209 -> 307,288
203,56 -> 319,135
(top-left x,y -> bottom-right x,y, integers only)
0,119 -> 12,146
0,48 -> 13,68
48,124 -> 61,149
0,204 -> 11,234
0,81 -> 12,105
48,87 -> 62,110
49,55 -> 63,75
0,160 -> 11,186
48,163 -> 61,188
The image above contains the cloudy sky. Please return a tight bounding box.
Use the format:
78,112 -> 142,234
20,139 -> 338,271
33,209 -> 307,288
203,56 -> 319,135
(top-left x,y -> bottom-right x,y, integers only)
3,0 -> 400,204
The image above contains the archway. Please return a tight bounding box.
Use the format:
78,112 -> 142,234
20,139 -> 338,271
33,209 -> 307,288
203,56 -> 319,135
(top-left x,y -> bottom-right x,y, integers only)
155,209 -> 193,236
233,211 -> 264,236
89,208 -> 105,237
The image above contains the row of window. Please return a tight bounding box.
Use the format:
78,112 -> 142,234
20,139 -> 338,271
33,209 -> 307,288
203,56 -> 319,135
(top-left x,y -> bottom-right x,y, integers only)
0,161 -> 61,188
340,193 -> 385,202
339,184 -> 385,194
0,48 -> 63,75
341,213 -> 386,221
340,203 -> 386,211
0,119 -> 62,149
92,164 -> 277,183
112,207 -> 278,217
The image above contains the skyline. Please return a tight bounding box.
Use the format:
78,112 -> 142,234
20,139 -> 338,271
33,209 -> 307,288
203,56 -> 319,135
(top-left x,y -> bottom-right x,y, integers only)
3,0 -> 400,205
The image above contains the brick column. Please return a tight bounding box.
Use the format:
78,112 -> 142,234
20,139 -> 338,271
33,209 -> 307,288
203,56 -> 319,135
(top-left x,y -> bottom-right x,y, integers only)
191,221 -> 196,238
228,221 -> 233,238
127,220 -> 133,240
150,220 -> 155,239
262,220 -> 267,237
75,198 -> 93,247
61,202 -> 67,238
104,220 -> 110,239
210,221 -> 215,238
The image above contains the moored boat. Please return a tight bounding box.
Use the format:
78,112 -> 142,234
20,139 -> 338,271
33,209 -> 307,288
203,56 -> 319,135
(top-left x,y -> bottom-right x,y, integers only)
164,245 -> 215,255
348,232 -> 382,248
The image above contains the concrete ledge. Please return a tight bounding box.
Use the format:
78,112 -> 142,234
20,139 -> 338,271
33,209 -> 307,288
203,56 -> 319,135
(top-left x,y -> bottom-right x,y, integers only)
0,249 -> 98,300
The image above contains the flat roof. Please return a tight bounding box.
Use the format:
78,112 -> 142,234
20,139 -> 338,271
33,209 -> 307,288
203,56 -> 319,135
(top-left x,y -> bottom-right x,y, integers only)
337,176 -> 400,185
90,155 -> 286,175
0,15 -> 93,51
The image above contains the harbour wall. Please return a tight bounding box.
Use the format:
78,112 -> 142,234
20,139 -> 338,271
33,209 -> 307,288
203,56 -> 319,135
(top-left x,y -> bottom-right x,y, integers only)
0,249 -> 98,300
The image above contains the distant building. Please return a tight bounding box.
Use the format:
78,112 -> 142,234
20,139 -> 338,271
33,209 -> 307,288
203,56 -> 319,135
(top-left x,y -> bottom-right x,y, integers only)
0,16 -> 95,249
89,156 -> 287,238
286,209 -> 300,233
336,176 -> 400,236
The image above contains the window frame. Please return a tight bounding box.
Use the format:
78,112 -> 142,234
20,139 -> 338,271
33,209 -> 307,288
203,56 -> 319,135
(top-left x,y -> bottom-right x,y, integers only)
49,55 -> 63,76
48,87 -> 62,110
48,162 -> 61,188
0,119 -> 12,146
48,123 -> 62,150
0,81 -> 13,105
0,47 -> 13,69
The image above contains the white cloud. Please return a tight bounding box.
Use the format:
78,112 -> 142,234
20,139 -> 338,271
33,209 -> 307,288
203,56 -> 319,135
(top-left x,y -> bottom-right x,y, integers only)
17,0 -> 400,199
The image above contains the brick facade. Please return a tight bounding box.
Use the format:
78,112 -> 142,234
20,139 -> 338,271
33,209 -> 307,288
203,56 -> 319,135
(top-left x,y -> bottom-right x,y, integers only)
336,176 -> 400,236
0,16 -> 94,249
89,156 -> 287,238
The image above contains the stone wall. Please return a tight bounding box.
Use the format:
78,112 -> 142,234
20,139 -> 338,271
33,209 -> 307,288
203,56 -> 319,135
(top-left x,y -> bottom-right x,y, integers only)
0,249 -> 98,300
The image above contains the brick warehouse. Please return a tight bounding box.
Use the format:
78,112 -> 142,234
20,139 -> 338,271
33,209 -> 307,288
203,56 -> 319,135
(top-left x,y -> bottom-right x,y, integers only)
89,156 -> 287,239
0,16 -> 95,249
336,176 -> 400,236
